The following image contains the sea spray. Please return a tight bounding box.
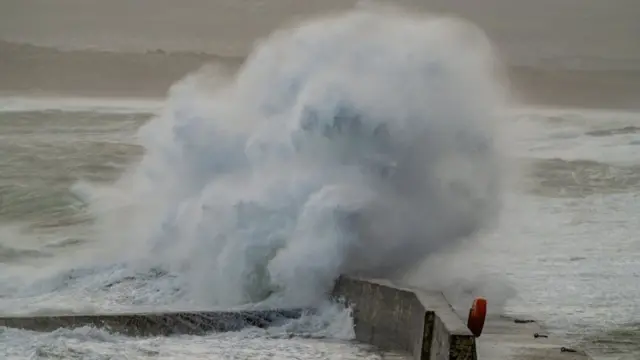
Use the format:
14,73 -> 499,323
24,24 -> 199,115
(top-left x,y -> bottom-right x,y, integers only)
81,8 -> 509,308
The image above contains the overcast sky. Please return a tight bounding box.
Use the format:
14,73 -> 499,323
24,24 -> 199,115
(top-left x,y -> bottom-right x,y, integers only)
1,0 -> 639,68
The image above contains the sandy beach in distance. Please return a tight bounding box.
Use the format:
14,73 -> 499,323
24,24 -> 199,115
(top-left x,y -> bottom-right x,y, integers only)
1,0 -> 639,109
2,40 -> 640,110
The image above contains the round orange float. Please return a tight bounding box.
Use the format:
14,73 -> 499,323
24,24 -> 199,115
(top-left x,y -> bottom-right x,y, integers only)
466,297 -> 487,337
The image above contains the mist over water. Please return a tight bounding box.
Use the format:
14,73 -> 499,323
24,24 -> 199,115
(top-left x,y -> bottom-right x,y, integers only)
78,8 -> 509,309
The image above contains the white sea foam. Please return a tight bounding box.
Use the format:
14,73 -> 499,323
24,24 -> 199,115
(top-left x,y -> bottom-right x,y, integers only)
74,7 -> 510,309
0,96 -> 164,114
68,8 -> 511,313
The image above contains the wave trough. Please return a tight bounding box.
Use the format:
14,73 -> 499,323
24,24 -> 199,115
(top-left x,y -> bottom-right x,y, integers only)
81,8 -> 509,309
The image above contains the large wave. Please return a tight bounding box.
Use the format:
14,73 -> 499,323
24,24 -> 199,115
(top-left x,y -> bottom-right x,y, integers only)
85,8 -> 509,308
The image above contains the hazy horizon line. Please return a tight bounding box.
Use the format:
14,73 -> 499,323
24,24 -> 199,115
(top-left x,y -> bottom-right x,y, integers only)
2,38 -> 640,110
3,38 -> 640,72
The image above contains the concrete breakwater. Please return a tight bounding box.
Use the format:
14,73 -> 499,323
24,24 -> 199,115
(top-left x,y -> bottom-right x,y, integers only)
331,276 -> 477,360
330,276 -> 592,360
0,308 -> 306,336
0,276 -> 591,359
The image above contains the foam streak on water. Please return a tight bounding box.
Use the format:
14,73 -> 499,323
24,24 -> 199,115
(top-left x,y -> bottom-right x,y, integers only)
0,96 -> 164,114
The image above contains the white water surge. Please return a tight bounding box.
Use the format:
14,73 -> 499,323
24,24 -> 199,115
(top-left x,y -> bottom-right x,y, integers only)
73,8 -> 509,310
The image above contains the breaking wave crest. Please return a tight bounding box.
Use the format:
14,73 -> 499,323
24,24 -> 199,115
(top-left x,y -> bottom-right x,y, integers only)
80,8 -> 509,308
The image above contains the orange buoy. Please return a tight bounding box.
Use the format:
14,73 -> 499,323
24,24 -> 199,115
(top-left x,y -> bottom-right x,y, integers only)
467,297 -> 487,337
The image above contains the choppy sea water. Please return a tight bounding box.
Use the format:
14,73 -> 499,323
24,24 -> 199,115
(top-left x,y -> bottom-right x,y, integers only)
418,107 -> 640,360
0,99 -> 638,359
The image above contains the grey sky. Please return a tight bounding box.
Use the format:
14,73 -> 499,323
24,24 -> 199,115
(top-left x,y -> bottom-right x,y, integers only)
1,0 -> 638,68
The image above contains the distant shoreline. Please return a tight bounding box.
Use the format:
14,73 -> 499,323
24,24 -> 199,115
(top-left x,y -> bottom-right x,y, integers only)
2,40 -> 639,110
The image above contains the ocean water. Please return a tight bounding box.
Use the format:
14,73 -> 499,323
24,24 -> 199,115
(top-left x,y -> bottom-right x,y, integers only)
4,102 -> 640,360
0,8 -> 639,360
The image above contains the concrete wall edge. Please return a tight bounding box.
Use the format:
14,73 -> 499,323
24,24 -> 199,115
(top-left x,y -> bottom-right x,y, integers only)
331,275 -> 477,360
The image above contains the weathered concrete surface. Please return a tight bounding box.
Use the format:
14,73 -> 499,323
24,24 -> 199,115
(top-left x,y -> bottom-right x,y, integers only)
0,308 -> 305,336
330,276 -> 592,359
0,277 -> 593,360
331,276 -> 476,360
476,315 -> 592,360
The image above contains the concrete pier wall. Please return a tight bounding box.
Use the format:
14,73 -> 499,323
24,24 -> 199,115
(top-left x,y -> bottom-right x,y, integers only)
0,309 -> 305,336
331,276 -> 476,360
0,277 -> 592,359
